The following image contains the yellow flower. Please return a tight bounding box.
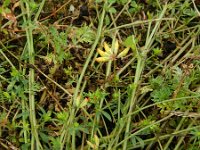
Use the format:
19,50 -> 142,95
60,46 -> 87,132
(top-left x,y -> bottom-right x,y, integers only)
95,39 -> 130,62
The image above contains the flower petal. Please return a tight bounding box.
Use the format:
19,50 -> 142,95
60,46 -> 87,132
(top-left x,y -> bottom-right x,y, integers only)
104,42 -> 112,54
117,47 -> 130,58
97,48 -> 108,57
113,39 -> 119,55
95,57 -> 110,62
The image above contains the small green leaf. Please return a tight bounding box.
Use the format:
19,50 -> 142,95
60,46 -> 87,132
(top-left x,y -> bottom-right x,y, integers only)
135,136 -> 145,149
56,111 -> 69,121
105,15 -> 111,25
74,122 -> 79,127
3,92 -> 10,99
153,48 -> 162,56
3,0 -> 11,7
123,35 -> 137,51
39,132 -> 49,143
109,7 -> 117,14
102,111 -> 112,121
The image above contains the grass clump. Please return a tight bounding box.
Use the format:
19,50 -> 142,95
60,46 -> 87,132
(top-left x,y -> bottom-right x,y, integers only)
0,0 -> 200,149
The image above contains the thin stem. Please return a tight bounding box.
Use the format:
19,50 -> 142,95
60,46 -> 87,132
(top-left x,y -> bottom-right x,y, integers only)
60,2 -> 107,149
122,5 -> 168,149
106,18 -> 175,33
106,60 -> 112,79
127,125 -> 200,149
20,1 -> 43,149
73,1 -> 107,106
123,54 -> 145,150
0,48 -> 15,68
174,121 -> 194,150
163,113 -> 186,150
119,114 -> 173,149
34,0 -> 46,21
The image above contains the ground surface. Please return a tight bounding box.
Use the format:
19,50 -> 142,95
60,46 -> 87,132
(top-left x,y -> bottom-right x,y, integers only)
0,0 -> 200,149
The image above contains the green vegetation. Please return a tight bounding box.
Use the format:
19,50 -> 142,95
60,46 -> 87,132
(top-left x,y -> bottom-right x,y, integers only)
0,0 -> 200,149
